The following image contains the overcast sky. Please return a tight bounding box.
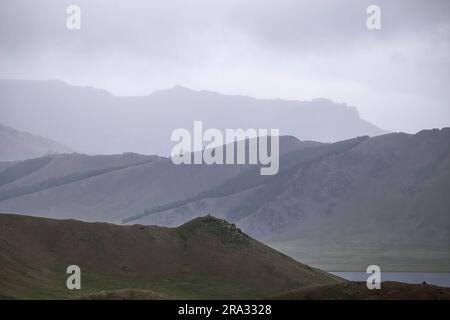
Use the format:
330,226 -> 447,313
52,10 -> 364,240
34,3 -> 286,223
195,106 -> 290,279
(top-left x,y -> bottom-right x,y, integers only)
0,0 -> 449,133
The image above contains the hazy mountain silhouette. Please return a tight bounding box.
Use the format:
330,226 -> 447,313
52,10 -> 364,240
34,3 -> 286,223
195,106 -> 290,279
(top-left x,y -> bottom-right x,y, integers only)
0,79 -> 385,155
0,123 -> 72,161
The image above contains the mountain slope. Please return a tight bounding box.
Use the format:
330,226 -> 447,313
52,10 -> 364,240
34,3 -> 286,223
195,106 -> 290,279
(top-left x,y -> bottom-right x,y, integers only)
0,129 -> 448,271
0,136 -> 312,222
0,152 -> 156,190
125,136 -> 365,225
0,79 -> 385,155
0,213 -> 341,299
131,128 -> 450,271
247,128 -> 450,271
0,123 -> 72,161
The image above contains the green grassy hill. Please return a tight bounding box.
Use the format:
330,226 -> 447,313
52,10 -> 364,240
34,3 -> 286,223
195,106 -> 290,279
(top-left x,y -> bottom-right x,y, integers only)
0,213 -> 340,299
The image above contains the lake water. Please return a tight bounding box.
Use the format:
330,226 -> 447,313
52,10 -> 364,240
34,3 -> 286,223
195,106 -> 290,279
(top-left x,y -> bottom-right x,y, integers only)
330,272 -> 450,288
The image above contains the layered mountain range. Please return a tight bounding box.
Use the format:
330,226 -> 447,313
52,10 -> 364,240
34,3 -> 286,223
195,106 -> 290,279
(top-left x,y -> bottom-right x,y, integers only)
0,79 -> 384,156
0,128 -> 449,271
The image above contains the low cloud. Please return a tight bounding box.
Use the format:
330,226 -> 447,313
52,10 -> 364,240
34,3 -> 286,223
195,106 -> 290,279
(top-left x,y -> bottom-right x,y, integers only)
0,0 -> 449,132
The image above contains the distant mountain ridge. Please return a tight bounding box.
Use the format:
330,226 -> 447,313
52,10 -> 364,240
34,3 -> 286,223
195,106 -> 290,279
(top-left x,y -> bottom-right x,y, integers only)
0,136 -> 309,222
0,79 -> 385,156
127,128 -> 450,271
0,123 -> 72,161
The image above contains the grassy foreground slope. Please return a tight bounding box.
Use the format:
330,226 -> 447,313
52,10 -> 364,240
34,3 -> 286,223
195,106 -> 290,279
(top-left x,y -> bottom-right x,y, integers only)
0,213 -> 340,299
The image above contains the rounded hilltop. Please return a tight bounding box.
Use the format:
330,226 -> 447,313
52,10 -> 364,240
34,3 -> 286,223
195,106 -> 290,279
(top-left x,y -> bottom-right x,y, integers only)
177,214 -> 248,244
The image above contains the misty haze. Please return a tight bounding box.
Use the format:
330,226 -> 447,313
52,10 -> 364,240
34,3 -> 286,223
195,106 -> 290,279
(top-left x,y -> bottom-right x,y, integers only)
0,0 -> 449,303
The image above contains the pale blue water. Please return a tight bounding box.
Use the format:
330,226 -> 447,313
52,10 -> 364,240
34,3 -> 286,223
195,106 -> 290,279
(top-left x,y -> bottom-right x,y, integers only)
331,272 -> 450,288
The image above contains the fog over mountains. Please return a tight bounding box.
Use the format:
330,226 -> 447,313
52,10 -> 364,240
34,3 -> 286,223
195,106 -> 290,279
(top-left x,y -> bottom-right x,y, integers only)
0,79 -> 448,272
0,80 -> 448,272
1,0 -> 449,301
0,79 -> 385,156
0,123 -> 72,161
